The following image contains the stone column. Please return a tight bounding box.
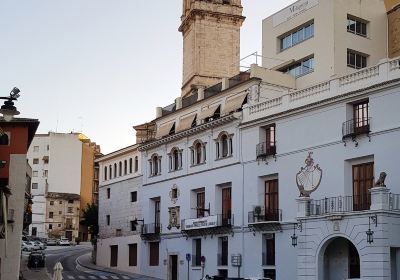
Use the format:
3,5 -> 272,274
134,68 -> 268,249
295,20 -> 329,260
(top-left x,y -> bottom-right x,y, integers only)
296,197 -> 311,218
370,186 -> 391,210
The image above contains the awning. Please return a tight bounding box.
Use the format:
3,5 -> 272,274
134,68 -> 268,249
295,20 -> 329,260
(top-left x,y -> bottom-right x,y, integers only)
221,94 -> 247,115
155,122 -> 175,139
198,105 -> 220,121
176,114 -> 196,133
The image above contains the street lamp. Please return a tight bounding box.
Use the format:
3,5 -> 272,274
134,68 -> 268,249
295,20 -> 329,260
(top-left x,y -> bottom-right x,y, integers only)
291,223 -> 298,247
366,214 -> 377,244
0,87 -> 21,122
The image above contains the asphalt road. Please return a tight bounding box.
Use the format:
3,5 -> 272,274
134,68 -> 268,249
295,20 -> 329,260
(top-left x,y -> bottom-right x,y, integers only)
44,245 -> 135,280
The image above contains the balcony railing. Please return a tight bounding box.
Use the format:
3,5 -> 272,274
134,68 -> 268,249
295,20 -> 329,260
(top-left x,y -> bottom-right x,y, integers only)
191,254 -> 201,267
310,195 -> 370,216
0,209 -> 15,224
342,118 -> 371,138
390,193 -> 400,211
262,252 -> 275,266
256,142 -> 276,159
217,253 -> 228,266
248,208 -> 282,224
141,223 -> 161,235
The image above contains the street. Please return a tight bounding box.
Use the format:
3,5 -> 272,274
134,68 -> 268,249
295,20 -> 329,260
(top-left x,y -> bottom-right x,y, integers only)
22,244 -> 142,280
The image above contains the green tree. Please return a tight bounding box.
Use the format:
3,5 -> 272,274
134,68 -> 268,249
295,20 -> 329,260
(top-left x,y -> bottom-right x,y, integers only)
82,203 -> 99,238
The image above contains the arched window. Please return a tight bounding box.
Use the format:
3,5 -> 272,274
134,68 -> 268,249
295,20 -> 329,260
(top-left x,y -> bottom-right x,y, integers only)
149,154 -> 161,176
119,162 -> 122,176
104,166 -> 108,181
169,148 -> 182,171
196,143 -> 202,165
109,165 -> 112,179
190,140 -> 206,166
129,158 -> 133,173
216,132 -> 233,159
124,160 -> 127,175
135,156 -> 138,172
221,134 -> 228,157
114,163 -> 117,178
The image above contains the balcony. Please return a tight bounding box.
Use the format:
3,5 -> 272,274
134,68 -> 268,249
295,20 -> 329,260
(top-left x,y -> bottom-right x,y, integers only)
140,223 -> 161,241
0,209 -> 15,224
309,195 -> 371,216
342,118 -> 371,139
181,214 -> 234,238
248,207 -> 282,232
256,142 -> 276,159
217,253 -> 228,266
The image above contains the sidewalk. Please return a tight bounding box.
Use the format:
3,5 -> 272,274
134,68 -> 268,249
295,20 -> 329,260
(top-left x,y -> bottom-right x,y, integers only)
20,255 -> 51,280
76,253 -> 162,280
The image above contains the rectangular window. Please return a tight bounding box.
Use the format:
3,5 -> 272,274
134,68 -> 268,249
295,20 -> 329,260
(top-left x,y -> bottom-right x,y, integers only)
33,171 -> 38,177
149,242 -> 159,266
280,56 -> 314,77
32,183 -> 38,189
129,244 -> 137,266
33,146 -> 39,152
131,191 -> 137,202
218,236 -> 229,266
154,200 -> 160,227
68,200 -> 74,204
347,49 -> 367,69
353,162 -> 374,211
67,207 -> 73,213
33,158 -> 39,164
221,187 -> 232,225
130,221 -> 137,231
265,179 -> 279,221
353,100 -> 369,129
106,215 -> 110,226
43,170 -> 48,177
193,239 -> 201,267
59,201 -> 62,204
49,212 -> 53,219
347,15 -> 367,37
49,224 -> 52,230
197,191 -> 205,218
264,233 -> 276,266
110,245 -> 118,267
280,21 -> 314,51
50,201 -> 54,205
107,188 -> 110,199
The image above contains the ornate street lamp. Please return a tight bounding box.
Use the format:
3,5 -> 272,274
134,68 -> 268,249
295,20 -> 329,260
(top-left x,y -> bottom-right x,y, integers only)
0,87 -> 21,122
291,223 -> 298,247
366,214 -> 377,244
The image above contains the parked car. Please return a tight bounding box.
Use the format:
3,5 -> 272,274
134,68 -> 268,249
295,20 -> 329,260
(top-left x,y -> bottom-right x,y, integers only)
58,238 -> 70,246
33,241 -> 46,250
27,251 -> 46,268
47,239 -> 57,246
21,241 -> 33,252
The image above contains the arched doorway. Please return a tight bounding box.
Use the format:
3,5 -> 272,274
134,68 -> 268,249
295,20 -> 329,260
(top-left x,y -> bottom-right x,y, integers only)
318,237 -> 360,280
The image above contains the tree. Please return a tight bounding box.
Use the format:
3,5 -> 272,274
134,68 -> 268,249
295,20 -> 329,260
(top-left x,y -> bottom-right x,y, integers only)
81,203 -> 99,238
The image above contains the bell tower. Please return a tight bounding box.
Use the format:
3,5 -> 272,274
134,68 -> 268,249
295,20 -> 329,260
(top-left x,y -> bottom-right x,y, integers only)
179,0 -> 245,97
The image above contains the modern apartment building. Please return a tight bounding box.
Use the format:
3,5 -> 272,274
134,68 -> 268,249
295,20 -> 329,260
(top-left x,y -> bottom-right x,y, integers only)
96,145 -> 143,274
27,132 -> 101,239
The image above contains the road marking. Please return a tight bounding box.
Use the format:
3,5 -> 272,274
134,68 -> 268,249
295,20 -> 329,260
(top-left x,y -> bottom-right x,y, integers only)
111,276 -> 120,279
99,276 -> 108,279
67,276 -> 75,279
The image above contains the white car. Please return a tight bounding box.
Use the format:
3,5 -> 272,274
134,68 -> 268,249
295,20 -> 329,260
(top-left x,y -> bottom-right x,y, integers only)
58,238 -> 70,246
33,241 -> 46,250
22,241 -> 40,251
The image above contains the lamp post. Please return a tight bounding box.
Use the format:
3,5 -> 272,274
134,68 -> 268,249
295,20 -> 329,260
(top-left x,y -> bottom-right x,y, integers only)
366,214 -> 377,244
0,87 -> 21,122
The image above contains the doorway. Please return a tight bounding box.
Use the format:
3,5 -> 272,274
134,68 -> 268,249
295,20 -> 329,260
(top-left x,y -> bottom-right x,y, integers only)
65,230 -> 73,241
169,255 -> 178,280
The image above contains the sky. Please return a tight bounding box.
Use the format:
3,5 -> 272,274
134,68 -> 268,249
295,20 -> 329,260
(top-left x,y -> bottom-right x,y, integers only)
0,0 -> 296,154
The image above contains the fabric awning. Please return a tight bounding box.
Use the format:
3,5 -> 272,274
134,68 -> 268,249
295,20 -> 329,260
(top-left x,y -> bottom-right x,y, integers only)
176,114 -> 197,133
155,122 -> 175,139
221,94 -> 247,115
198,105 -> 220,121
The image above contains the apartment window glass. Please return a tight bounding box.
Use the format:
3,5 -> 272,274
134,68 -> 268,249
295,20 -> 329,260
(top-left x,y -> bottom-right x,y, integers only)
49,224 -> 52,230
221,187 -> 232,225
265,234 -> 276,266
149,242 -> 159,266
33,171 -> 38,177
218,237 -> 229,266
67,207 -> 73,213
130,221 -> 137,231
129,244 -> 137,266
114,163 -> 117,178
280,21 -> 314,51
353,162 -> 374,211
32,183 -> 38,189
134,156 -> 138,172
43,170 -> 48,177
119,161 -> 122,176
131,191 -> 137,202
58,224 -> 61,227
106,215 -> 110,226
169,148 -> 182,171
50,201 -> 54,205
197,191 -> 205,218
49,212 -> 53,219
33,158 -> 39,164
109,165 -> 112,179
154,200 -> 161,227
282,56 -> 314,77
265,179 -> 279,221
68,200 -> 73,204
129,158 -> 133,173
104,166 -> 108,180
347,49 -> 367,69
353,100 -> 369,128
193,239 -> 201,267
107,188 -> 110,199
347,15 -> 367,37
150,154 -> 161,176
216,132 -> 233,159
33,146 -> 39,152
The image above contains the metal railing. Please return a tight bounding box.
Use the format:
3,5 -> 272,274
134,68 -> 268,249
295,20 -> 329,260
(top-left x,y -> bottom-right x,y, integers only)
262,252 -> 275,266
342,117 -> 371,138
191,254 -> 201,267
390,193 -> 400,211
181,214 -> 234,230
248,208 -> 282,223
218,214 -> 234,227
217,253 -> 228,266
256,142 -> 276,158
310,195 -> 370,216
141,223 -> 161,235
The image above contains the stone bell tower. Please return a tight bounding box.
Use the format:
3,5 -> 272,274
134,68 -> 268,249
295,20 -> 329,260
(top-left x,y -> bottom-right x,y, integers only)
179,0 -> 245,97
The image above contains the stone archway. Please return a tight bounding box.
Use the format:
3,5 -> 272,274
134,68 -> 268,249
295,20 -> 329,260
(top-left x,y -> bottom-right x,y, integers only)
317,236 -> 360,280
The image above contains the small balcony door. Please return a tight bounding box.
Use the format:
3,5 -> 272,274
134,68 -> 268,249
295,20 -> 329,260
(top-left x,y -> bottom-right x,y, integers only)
265,180 -> 279,221
154,199 -> 160,233
197,192 -> 205,218
352,162 -> 374,211
353,101 -> 369,133
222,187 -> 231,225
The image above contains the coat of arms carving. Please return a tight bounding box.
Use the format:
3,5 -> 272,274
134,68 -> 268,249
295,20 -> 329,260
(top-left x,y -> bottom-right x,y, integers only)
167,206 -> 180,230
296,152 -> 322,197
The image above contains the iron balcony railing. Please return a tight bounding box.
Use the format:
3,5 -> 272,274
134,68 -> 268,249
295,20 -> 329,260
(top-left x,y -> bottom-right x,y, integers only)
390,193 -> 400,211
309,195 -> 370,216
262,252 -> 275,266
248,208 -> 282,223
141,223 -> 161,235
191,254 -> 201,267
256,142 -> 276,159
217,253 -> 228,266
342,117 -> 371,138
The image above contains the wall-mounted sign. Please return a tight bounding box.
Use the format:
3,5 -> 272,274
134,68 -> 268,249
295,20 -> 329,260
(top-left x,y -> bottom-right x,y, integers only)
231,254 -> 242,267
183,215 -> 218,230
273,0 -> 319,27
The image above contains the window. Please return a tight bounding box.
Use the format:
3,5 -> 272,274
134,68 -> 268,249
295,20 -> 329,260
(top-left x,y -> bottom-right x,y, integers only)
257,124 -> 277,158
131,191 -> 137,202
46,145 -> 50,151
135,156 -> 138,172
216,132 -> 233,159
129,244 -> 138,266
109,165 -> 112,179
67,207 -> 73,213
124,160 -> 127,175
0,133 -> 9,145
169,148 -> 182,172
58,224 -> 61,227
191,140 -> 206,166
107,188 -> 110,199
130,221 -> 137,231
197,191 -> 205,218
59,201 -> 62,204
43,170 -> 48,177
32,183 -> 38,189
43,157 -> 49,164
129,158 -> 133,173
221,188 -> 232,225
193,239 -> 201,267
265,179 -> 279,221
49,212 -> 54,219
218,236 -> 228,266
264,269 -> 276,280
119,161 -> 122,176
354,100 -> 369,128
347,15 -> 367,37
59,211 -> 62,214
32,227 -> 37,236
280,56 -> 314,77
50,201 -> 54,205
149,154 -> 161,176
33,171 -> 38,177
106,215 -> 110,226
114,163 -> 117,178
280,21 -> 314,51
149,242 -> 159,266
68,199 -> 73,204
49,224 -> 52,230
353,162 -> 374,211
347,49 -> 367,69
33,158 -> 39,164
154,199 -> 161,230
33,146 -> 39,152
263,233 -> 276,266
104,166 -> 108,181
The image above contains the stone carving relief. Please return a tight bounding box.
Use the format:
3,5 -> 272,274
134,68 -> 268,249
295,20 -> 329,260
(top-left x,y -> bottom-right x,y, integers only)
168,206 -> 180,230
169,184 -> 180,204
296,152 -> 323,197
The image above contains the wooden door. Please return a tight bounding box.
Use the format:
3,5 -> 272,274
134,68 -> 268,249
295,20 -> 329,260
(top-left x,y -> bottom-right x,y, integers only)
265,180 -> 279,221
197,192 -> 205,218
110,245 -> 118,267
169,255 -> 178,280
353,162 -> 374,211
221,188 -> 231,225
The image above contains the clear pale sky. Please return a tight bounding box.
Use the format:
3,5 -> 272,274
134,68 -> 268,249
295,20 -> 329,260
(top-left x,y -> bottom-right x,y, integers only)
0,0 -> 296,154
